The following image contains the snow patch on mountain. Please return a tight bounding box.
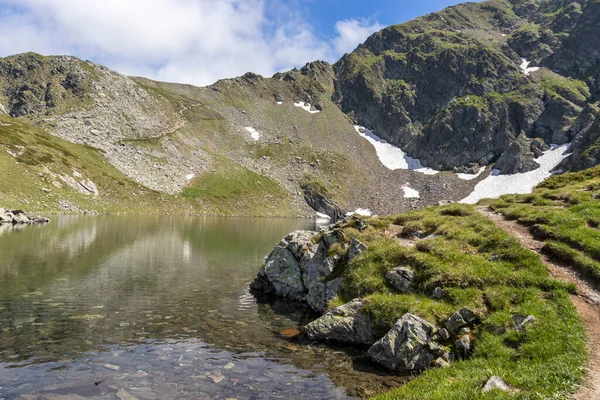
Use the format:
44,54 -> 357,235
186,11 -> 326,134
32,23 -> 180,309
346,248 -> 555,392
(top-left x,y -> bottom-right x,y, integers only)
346,208 -> 373,217
402,184 -> 420,198
294,102 -> 320,114
520,58 -> 540,75
460,144 -> 571,204
353,126 -> 439,175
245,126 -> 261,140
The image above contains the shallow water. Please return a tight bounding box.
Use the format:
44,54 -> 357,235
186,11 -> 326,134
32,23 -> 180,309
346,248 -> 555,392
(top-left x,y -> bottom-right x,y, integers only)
0,216 -> 401,399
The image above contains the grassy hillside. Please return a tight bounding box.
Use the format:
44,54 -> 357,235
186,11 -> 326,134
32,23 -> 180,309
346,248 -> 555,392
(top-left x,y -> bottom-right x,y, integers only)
0,115 -> 294,216
324,205 -> 585,399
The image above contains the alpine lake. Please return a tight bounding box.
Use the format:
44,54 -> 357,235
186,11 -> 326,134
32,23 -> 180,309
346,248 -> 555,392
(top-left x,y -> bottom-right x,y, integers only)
0,215 -> 406,399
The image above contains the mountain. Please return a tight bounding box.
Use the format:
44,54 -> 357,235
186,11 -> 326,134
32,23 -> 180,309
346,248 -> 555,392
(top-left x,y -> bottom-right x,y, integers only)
0,0 -> 599,216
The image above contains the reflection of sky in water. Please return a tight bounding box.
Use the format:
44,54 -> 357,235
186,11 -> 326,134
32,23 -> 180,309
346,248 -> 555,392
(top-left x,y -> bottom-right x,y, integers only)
0,215 -> 395,398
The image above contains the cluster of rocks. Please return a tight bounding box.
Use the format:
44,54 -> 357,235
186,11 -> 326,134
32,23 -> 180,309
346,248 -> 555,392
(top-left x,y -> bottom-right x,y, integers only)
305,300 -> 479,372
250,219 -> 367,313
0,208 -> 50,225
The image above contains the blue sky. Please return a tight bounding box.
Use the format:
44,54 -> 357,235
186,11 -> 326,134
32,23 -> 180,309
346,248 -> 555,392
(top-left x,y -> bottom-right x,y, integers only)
0,0 -> 471,86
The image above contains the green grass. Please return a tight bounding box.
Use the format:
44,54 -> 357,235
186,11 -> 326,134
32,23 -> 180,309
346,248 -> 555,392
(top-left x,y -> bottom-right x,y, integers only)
321,204 -> 586,399
487,165 -> 600,282
181,158 -> 294,216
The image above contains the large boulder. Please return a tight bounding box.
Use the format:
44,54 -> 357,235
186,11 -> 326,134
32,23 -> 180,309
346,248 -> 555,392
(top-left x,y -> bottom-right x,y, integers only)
250,232 -> 312,301
367,313 -> 447,372
304,299 -> 376,345
251,226 -> 365,313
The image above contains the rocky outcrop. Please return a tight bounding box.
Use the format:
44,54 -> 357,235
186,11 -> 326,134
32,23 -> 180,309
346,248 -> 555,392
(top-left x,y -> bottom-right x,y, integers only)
301,182 -> 346,221
367,313 -> 449,372
250,221 -> 367,313
331,0 -> 600,174
304,299 -> 376,345
0,208 -> 50,225
494,134 -> 540,174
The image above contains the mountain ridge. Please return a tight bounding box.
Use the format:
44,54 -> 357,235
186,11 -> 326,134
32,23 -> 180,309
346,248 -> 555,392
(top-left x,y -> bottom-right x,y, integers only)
0,0 -> 599,217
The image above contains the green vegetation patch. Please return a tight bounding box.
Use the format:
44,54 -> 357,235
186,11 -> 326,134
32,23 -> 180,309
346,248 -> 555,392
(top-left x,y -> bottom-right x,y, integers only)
486,165 -> 600,281
326,204 -> 585,399
181,158 -> 293,216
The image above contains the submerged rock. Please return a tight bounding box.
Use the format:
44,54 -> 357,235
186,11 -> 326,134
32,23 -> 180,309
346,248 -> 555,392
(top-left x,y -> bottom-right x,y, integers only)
304,299 -> 376,345
367,313 -> 447,372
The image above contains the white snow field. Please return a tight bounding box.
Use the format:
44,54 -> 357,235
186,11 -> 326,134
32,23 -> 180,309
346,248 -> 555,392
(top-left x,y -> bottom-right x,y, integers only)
460,144 -> 571,204
346,208 -> 373,217
244,127 -> 261,141
402,184 -> 420,198
294,102 -> 320,114
353,126 -> 439,175
520,58 -> 540,75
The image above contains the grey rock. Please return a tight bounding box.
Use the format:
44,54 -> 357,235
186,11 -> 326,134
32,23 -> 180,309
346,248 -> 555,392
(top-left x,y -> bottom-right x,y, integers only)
348,238 -> 367,261
457,327 -> 471,336
431,287 -> 443,299
304,299 -> 376,345
454,335 -> 471,357
445,307 -> 478,333
495,134 -> 540,174
12,213 -> 30,224
434,357 -> 450,368
482,376 -> 510,393
513,314 -> 537,331
301,183 -> 346,221
367,313 -> 442,372
386,266 -> 415,293
438,328 -> 450,341
260,246 -> 306,300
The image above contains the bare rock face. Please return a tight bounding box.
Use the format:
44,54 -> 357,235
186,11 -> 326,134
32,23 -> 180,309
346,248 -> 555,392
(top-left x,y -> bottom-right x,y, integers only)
304,299 -> 376,345
367,313 -> 448,372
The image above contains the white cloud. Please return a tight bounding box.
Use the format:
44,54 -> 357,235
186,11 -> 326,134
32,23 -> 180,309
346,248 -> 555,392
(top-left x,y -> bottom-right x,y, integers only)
0,0 -> 383,86
332,18 -> 385,55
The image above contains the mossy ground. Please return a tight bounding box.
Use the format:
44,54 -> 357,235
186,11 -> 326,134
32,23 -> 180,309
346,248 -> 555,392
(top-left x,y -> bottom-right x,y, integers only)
327,204 -> 585,399
483,166 -> 600,281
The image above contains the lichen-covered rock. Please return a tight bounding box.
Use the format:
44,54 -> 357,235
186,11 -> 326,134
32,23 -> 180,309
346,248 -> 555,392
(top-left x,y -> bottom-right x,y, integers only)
367,313 -> 446,372
304,299 -> 376,345
386,266 -> 415,293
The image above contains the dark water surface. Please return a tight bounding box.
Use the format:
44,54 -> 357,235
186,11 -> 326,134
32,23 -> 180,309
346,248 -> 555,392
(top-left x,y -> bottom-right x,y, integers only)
0,216 -> 399,400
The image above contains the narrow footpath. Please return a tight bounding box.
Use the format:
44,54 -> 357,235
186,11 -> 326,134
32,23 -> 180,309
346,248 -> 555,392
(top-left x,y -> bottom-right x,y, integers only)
477,206 -> 600,400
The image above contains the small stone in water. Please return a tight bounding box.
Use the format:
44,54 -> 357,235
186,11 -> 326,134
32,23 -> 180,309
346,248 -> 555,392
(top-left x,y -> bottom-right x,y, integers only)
223,362 -> 235,370
209,374 -> 225,383
104,363 -> 121,371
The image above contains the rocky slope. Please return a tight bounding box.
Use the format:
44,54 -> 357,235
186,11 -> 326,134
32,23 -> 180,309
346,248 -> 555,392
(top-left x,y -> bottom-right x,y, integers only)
334,0 -> 600,174
0,0 -> 599,216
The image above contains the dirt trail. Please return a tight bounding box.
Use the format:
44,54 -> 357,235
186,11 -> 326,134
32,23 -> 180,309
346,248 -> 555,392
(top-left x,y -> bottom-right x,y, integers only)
477,206 -> 600,400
